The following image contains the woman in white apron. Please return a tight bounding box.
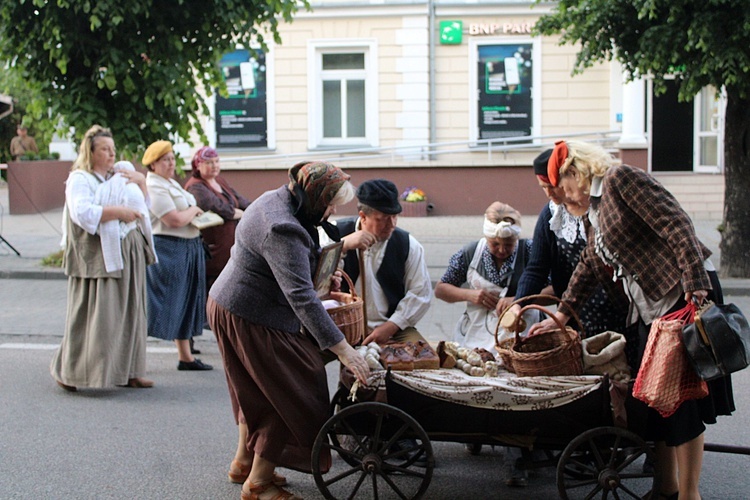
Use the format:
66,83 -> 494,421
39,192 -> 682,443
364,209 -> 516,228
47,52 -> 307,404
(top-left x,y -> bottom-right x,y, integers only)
435,202 -> 545,352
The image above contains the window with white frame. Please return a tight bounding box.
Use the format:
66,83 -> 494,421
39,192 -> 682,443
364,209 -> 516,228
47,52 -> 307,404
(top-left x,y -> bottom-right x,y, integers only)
308,40 -> 378,149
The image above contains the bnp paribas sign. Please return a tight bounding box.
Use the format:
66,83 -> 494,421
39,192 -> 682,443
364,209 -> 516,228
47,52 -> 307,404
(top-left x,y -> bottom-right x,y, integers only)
440,20 -> 533,45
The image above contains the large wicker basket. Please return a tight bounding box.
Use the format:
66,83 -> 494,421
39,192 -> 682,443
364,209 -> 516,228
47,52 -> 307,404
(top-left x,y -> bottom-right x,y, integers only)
495,295 -> 583,376
326,270 -> 365,346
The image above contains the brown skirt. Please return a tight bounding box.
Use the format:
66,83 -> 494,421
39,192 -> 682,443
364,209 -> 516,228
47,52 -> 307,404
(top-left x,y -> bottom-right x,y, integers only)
207,297 -> 332,473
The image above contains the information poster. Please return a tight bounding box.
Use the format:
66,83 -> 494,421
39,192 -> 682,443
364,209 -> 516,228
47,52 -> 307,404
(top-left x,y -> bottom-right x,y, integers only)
215,49 -> 267,148
476,44 -> 533,141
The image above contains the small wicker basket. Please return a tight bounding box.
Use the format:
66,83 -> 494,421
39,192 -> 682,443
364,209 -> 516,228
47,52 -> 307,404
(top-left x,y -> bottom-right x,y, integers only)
495,295 -> 584,376
326,270 -> 365,346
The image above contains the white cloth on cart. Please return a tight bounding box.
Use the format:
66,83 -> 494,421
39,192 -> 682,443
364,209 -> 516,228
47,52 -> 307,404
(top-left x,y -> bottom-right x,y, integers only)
357,369 -> 603,411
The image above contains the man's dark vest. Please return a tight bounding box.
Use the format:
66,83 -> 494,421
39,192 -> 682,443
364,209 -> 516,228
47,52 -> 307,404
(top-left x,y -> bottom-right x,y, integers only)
337,218 -> 409,318
459,238 -> 528,296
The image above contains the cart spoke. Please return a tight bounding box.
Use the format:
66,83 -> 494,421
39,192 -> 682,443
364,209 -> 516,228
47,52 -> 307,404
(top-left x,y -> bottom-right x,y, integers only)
566,455 -> 598,475
379,470 -> 413,500
323,464 -> 364,486
345,471 -> 369,500
582,483 -> 604,499
379,421 -> 413,454
339,420 -> 370,453
587,439 -> 607,469
615,482 -> 644,499
328,442 -> 364,462
564,477 -> 600,490
614,450 -> 644,473
381,463 -> 428,478
371,470 -> 379,500
608,435 -> 623,467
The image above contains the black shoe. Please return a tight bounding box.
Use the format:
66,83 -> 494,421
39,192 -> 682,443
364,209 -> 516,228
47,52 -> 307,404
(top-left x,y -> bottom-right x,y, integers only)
189,338 -> 201,355
389,439 -> 429,468
178,358 -> 213,371
465,443 -> 482,455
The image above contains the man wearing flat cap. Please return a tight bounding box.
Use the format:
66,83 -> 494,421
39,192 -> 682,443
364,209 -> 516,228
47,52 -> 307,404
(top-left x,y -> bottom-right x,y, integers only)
333,179 -> 432,346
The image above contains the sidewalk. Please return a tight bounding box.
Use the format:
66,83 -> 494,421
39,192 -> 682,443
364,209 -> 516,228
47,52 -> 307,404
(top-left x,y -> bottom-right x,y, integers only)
1,180 -> 748,294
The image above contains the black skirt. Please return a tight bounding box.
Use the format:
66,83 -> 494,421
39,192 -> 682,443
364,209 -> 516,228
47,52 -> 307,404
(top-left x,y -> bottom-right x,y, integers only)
626,270 -> 735,446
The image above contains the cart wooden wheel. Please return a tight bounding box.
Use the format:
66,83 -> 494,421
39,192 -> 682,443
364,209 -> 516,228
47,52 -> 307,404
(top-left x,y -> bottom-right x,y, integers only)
557,426 -> 660,500
312,401 -> 434,500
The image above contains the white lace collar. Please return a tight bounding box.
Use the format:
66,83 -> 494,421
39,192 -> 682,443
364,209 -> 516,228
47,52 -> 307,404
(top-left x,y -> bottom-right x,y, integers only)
548,201 -> 587,244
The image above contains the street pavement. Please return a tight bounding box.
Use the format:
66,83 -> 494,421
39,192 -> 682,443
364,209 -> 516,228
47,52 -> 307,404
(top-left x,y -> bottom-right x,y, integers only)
1,179 -> 750,499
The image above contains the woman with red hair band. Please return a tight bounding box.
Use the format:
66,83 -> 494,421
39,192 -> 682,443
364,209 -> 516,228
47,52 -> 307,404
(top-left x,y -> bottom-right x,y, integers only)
530,140 -> 734,500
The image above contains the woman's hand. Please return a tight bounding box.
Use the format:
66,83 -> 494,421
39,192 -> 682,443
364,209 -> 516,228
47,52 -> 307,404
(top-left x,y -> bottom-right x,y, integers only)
685,289 -> 709,305
471,289 -> 499,310
495,296 -> 515,315
330,339 -> 370,384
120,169 -> 146,186
118,207 -> 142,223
342,230 -> 377,252
528,311 -> 569,336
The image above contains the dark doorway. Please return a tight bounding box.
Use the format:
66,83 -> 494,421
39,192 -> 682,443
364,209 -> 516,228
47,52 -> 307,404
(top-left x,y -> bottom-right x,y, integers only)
651,80 -> 694,172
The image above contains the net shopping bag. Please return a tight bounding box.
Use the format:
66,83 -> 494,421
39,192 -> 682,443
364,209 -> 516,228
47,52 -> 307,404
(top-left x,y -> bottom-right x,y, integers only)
633,303 -> 708,418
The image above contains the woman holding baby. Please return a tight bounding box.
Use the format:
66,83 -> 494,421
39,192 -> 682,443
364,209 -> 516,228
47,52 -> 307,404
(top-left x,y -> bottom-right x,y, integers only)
51,125 -> 156,392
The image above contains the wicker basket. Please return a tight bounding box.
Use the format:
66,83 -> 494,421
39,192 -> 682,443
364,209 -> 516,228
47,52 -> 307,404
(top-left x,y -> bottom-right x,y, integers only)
326,271 -> 365,346
495,295 -> 584,376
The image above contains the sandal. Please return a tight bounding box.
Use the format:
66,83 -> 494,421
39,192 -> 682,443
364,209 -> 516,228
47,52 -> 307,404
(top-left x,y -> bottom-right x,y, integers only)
228,460 -> 287,486
240,480 -> 302,500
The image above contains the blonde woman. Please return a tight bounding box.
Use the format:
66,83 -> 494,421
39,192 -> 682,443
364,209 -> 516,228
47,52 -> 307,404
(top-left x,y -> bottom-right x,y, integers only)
51,125 -> 155,391
530,139 -> 734,500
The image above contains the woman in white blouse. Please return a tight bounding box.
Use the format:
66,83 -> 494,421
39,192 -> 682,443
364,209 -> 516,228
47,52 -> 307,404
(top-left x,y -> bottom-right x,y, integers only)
51,125 -> 156,391
143,140 -> 212,371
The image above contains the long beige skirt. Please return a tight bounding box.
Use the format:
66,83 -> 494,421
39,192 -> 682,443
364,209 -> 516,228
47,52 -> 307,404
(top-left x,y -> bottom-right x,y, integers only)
50,231 -> 149,388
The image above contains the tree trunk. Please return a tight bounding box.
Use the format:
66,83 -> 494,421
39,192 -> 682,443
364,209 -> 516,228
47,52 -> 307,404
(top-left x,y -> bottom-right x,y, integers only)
719,90 -> 750,278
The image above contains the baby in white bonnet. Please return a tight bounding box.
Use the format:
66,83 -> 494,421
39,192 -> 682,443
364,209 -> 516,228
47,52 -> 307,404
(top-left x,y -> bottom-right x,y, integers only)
94,161 -> 156,272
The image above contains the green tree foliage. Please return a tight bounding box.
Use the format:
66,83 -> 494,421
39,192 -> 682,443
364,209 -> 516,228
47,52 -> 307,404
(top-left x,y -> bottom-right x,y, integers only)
0,68 -> 51,163
0,0 -> 306,160
535,0 -> 750,277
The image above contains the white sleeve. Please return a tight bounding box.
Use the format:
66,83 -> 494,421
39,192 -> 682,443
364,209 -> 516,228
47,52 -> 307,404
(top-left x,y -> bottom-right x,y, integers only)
66,172 -> 103,235
387,236 -> 432,329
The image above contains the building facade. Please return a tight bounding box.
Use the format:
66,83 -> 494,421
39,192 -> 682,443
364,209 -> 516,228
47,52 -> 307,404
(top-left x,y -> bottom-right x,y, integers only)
188,1 -> 729,216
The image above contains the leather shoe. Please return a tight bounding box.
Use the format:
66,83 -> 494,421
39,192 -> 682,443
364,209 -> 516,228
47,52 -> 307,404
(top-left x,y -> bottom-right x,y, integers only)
119,377 -> 154,388
177,358 -> 213,371
56,380 -> 77,392
228,460 -> 287,486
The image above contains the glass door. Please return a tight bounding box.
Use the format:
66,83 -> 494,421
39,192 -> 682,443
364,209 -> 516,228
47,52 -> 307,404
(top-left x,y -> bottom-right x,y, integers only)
694,86 -> 725,173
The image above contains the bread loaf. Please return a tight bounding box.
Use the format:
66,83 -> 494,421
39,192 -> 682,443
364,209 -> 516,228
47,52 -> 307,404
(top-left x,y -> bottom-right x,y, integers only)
380,340 -> 439,371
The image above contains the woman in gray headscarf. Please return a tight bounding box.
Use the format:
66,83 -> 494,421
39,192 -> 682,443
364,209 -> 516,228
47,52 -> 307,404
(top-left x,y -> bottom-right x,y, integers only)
207,161 -> 369,500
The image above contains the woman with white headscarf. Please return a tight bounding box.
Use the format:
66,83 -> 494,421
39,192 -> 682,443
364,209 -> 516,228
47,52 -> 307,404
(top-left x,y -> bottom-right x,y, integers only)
435,201 -> 547,352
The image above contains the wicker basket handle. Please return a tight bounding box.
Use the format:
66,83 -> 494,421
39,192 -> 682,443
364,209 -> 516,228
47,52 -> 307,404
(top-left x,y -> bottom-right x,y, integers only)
494,293 -> 584,347
513,303 -> 574,346
337,269 -> 358,300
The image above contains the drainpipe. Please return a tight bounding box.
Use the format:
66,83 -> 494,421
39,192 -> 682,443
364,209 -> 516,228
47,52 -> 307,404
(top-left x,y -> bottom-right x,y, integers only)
428,0 -> 436,160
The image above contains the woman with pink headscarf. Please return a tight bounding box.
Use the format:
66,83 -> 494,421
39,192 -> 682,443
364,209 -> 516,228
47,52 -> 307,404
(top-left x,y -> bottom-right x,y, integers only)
185,146 -> 251,293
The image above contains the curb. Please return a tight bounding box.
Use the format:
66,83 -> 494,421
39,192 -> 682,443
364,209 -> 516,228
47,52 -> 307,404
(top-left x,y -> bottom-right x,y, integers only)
0,269 -> 66,280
